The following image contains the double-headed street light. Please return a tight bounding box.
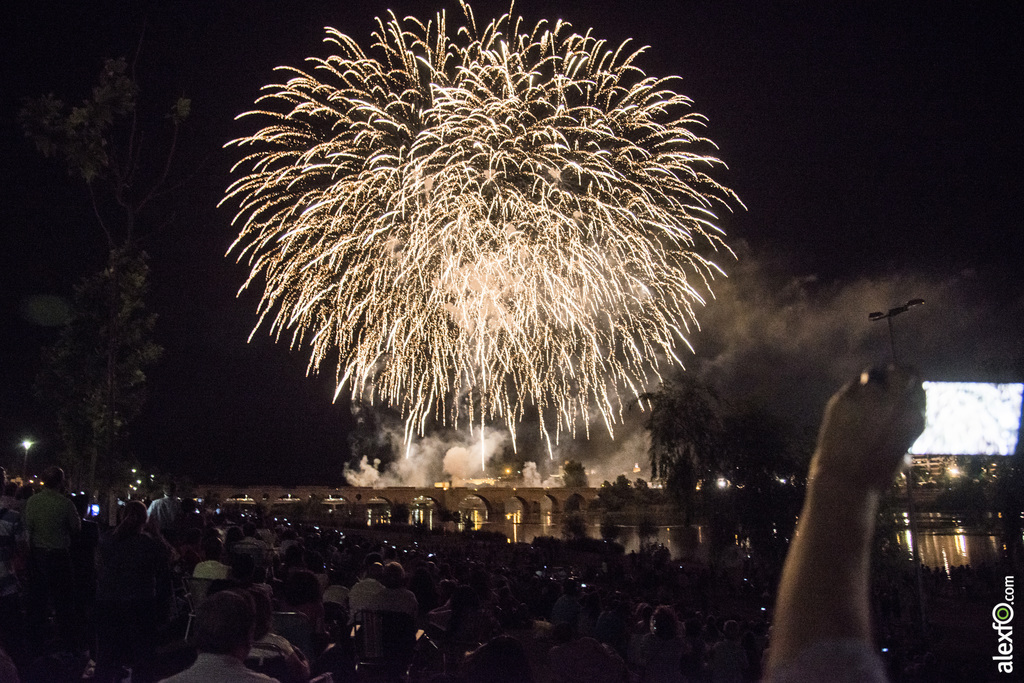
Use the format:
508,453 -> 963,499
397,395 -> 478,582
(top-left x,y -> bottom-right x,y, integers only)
869,298 -> 925,364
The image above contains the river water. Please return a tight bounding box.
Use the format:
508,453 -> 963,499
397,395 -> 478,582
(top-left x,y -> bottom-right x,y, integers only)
329,500 -> 1011,571
472,512 -> 1009,570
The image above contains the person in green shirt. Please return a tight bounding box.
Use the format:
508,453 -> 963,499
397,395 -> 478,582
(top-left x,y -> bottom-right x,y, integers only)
23,466 -> 81,654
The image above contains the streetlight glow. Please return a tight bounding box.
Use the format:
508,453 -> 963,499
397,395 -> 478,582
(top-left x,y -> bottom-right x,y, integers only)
20,439 -> 34,481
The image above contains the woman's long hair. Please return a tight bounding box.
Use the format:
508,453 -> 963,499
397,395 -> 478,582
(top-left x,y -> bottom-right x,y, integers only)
113,500 -> 148,540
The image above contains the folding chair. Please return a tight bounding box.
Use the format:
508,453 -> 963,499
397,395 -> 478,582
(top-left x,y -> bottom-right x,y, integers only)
273,610 -> 315,660
182,577 -> 214,640
245,640 -> 290,681
352,610 -> 416,682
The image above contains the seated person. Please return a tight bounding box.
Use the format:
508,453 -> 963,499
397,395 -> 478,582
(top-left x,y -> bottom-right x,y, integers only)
364,561 -> 418,618
638,606 -> 687,683
427,584 -> 499,652
161,590 -> 276,682
176,528 -> 204,576
193,536 -> 231,580
232,522 -> 271,569
461,635 -> 535,683
347,559 -> 384,624
246,588 -> 310,683
231,553 -> 274,600
282,569 -> 326,633
280,568 -> 328,656
547,621 -> 628,683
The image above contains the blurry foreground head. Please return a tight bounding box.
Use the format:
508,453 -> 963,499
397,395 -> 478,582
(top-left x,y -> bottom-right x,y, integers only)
194,590 -> 256,656
462,635 -> 534,683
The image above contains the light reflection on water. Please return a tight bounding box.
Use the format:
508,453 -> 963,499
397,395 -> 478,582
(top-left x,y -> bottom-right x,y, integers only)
398,506 -> 1005,571
486,518 -> 1003,570
482,519 -> 707,559
896,512 -> 1005,570
899,529 -> 1001,569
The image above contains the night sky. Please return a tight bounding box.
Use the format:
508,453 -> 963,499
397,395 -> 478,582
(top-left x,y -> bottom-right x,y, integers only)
2,1 -> 1021,486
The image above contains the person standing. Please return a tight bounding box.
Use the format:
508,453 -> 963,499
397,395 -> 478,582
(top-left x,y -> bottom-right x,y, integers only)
549,579 -> 583,633
638,607 -> 687,683
146,482 -> 181,543
94,500 -> 172,682
0,467 -> 26,663
23,466 -> 81,654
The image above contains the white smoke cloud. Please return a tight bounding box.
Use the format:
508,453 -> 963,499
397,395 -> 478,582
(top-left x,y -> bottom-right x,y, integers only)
584,427 -> 652,485
690,251 -> 1024,431
342,456 -> 382,487
521,461 -> 562,487
346,418 -> 511,487
442,446 -> 477,480
376,438 -> 437,488
442,426 -> 507,481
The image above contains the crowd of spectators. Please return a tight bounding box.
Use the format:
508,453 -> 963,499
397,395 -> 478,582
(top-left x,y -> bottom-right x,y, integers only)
0,474 -> 1007,683
0,367 -> 1014,682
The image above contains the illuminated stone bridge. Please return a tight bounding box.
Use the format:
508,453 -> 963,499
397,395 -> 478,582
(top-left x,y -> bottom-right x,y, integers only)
194,484 -> 600,526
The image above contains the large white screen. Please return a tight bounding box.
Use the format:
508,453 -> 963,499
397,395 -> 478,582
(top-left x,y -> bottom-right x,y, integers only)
910,382 -> 1023,456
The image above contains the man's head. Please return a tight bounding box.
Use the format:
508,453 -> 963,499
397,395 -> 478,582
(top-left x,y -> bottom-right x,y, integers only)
193,590 -> 256,658
164,482 -> 178,497
42,466 -> 65,490
366,561 -> 385,582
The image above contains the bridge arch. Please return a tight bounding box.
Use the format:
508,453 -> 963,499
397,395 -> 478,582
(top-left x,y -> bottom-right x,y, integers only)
457,493 -> 491,530
503,496 -> 529,523
542,493 -> 560,515
321,494 -> 351,522
365,496 -> 393,525
564,493 -> 587,513
410,495 -> 442,527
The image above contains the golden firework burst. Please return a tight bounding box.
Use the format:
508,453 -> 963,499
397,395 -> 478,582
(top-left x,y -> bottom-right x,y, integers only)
224,2 -> 740,455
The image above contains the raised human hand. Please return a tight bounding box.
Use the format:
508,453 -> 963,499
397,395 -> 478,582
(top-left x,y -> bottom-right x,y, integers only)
809,365 -> 926,492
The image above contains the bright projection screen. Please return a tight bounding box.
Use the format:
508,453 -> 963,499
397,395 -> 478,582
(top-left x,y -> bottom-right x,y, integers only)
910,382 -> 1024,456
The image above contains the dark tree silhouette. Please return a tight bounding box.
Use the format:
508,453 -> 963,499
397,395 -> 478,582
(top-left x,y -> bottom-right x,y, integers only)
562,459 -> 588,488
21,55 -> 189,499
645,373 -> 726,523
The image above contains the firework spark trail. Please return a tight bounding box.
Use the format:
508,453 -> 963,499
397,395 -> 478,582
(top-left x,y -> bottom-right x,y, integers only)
223,3 -> 741,457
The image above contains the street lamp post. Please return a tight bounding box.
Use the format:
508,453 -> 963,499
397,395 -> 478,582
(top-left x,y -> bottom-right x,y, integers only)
868,298 -> 924,364
21,439 -> 34,481
868,298 -> 928,639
